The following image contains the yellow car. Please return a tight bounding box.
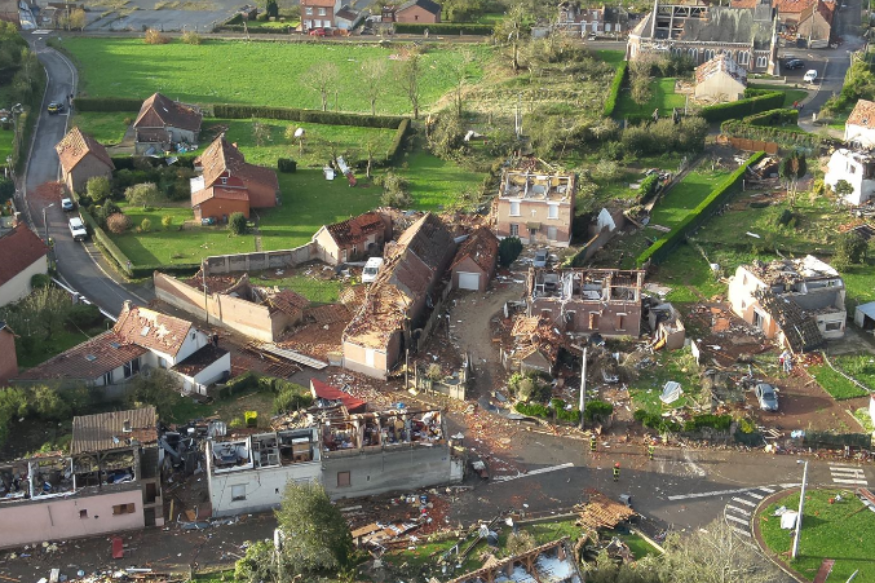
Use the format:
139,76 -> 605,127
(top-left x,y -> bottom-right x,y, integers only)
47,101 -> 64,115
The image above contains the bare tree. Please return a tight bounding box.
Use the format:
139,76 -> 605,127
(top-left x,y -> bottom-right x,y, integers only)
397,49 -> 422,119
252,119 -> 272,147
361,59 -> 388,116
303,62 -> 339,112
493,3 -> 528,73
451,49 -> 475,119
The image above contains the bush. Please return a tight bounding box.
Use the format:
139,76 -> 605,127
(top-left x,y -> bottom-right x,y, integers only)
498,237 -> 523,267
212,104 -> 406,129
834,231 -> 868,267
273,386 -> 314,414
633,408 -> 682,433
68,302 -> 103,328
683,414 -> 732,432
31,273 -> 51,289
0,177 -> 13,203
698,91 -> 784,123
636,174 -> 660,203
394,22 -> 493,34
79,207 -> 137,276
86,176 -> 111,204
742,108 -> 799,127
144,28 -> 170,44
73,98 -> 142,112
278,158 -> 297,173
106,212 -> 132,234
603,62 -> 627,117
380,171 -> 411,208
181,30 -> 202,45
514,402 -> 551,418
584,400 -> 614,423
551,399 -> 582,424
161,215 -> 173,229
229,212 -> 247,235
140,218 -> 152,232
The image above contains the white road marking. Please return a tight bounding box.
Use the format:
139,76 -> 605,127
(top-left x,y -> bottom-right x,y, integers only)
730,527 -> 752,537
830,463 -> 861,469
758,486 -> 776,493
492,463 -> 574,482
682,450 -> 707,477
726,514 -> 748,525
727,505 -> 752,516
668,486 -> 771,501
733,497 -> 758,507
832,478 -> 868,485
747,492 -> 765,500
830,468 -> 865,476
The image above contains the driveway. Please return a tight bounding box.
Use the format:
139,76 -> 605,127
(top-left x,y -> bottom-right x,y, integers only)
23,33 -> 153,316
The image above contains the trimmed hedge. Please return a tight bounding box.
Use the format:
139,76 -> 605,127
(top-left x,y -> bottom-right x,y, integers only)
720,117 -> 830,150
394,22 -> 493,35
74,97 -> 143,112
110,155 -> 197,170
742,107 -> 799,126
603,61 -> 627,117
212,104 -> 406,128
698,91 -> 784,123
388,118 -> 411,164
78,206 -> 135,277
636,151 -> 766,267
216,24 -> 294,33
636,173 -> 660,203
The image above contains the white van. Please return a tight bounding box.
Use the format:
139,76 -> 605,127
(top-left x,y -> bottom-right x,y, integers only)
362,257 -> 384,283
803,69 -> 818,83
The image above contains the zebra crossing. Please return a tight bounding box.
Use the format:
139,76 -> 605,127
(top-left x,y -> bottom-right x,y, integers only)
724,485 -> 776,538
829,463 -> 868,487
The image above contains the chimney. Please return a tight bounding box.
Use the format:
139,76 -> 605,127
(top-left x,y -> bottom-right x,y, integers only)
123,300 -> 133,312
123,419 -> 132,433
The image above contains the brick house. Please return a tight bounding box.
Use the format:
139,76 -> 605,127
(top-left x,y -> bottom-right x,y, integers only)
190,137 -> 280,222
450,226 -> 498,292
0,225 -> 49,308
394,0 -> 442,24
133,92 -> 203,155
301,0 -> 337,29
558,2 -> 630,36
731,0 -> 834,46
493,167 -> 577,247
55,127 -> 115,194
312,211 -> 392,265
0,322 -> 17,385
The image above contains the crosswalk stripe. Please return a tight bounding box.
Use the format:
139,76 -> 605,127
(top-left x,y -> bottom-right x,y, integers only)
726,514 -> 748,525
831,469 -> 865,477
830,463 -> 860,469
832,478 -> 868,485
733,497 -> 757,507
730,526 -> 752,537
727,505 -> 751,516
747,492 -> 765,500
758,486 -> 776,493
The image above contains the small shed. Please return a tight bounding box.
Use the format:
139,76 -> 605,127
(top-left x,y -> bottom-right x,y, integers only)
450,227 -> 499,292
694,53 -> 747,103
854,301 -> 875,330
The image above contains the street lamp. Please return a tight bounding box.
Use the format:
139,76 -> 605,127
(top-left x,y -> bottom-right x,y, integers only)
791,459 -> 809,559
43,202 -> 54,249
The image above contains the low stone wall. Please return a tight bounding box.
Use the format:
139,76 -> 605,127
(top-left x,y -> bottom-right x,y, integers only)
204,242 -> 318,275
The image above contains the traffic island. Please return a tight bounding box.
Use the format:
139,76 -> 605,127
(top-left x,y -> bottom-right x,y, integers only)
753,487 -> 875,582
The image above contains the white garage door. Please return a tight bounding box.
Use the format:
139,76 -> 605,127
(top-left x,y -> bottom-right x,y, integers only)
458,272 -> 480,291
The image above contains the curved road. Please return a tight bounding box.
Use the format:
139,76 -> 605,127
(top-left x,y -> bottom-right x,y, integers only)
22,33 -> 152,316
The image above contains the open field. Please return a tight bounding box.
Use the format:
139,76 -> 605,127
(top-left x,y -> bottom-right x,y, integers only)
614,78 -> 685,119
397,147 -> 486,210
627,349 -> 702,414
0,125 -> 14,165
249,273 -> 348,304
760,489 -> 875,583
60,38 -> 488,114
649,167 -> 730,228
71,111 -> 131,145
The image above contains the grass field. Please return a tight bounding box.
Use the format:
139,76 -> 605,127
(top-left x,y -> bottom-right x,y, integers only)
60,38 -> 488,114
249,273 -> 348,304
614,78 -> 685,119
397,148 -> 486,210
752,84 -> 809,108
0,125 -> 14,165
70,111 -> 131,145
809,364 -> 869,400
649,168 -> 730,229
596,49 -> 626,69
628,349 -> 702,414
760,489 -> 875,583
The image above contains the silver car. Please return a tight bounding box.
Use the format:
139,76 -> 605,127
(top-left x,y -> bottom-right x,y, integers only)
755,383 -> 779,412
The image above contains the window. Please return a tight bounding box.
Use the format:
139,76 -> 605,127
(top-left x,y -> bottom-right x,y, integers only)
123,358 -> 140,379
415,14 -> 419,20
738,51 -> 750,66
305,6 -> 312,14
318,7 -> 326,15
824,321 -> 843,332
102,371 -> 113,385
547,226 -> 558,241
231,485 -> 246,501
510,224 -> 519,237
589,312 -> 600,329
220,177 -> 227,185
337,471 -> 351,488
510,201 -> 521,216
756,56 -> 767,68
79,509 -> 88,519
547,204 -> 559,220
112,503 -> 136,515
617,314 -> 626,331
689,48 -> 698,61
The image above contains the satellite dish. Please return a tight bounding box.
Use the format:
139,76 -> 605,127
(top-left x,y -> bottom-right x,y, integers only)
294,128 -> 305,138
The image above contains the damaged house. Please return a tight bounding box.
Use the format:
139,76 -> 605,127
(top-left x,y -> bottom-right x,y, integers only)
133,92 -> 203,155
728,255 -> 845,353
14,301 -> 230,396
627,0 -> 779,73
494,168 -> 577,247
450,226 -> 499,292
504,315 -> 564,374
0,407 -> 163,549
311,211 -> 392,266
446,538 -> 583,583
695,53 -> 748,102
527,268 -> 646,338
824,148 -> 875,206
648,301 -> 686,350
342,213 -> 456,379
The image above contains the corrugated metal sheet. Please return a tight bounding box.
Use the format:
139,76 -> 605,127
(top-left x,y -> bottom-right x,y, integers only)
71,407 -> 158,454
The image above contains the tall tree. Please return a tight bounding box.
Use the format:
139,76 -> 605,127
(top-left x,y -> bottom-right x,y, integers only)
127,368 -> 183,421
493,3 -> 529,73
361,58 -> 388,116
397,49 -> 422,119
451,49 -> 475,119
125,182 -> 162,209
303,62 -> 339,112
779,151 -> 807,207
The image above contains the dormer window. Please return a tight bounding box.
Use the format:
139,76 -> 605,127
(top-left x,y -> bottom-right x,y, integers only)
221,177 -> 228,185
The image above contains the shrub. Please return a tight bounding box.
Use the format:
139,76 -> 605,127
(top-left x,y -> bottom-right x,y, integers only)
106,212 -> 132,234
28,386 -> 70,422
68,302 -> 103,328
551,399 -> 581,424
278,158 -> 297,173
636,174 -> 660,203
181,30 -> 202,45
834,231 -> 868,268
212,104 -> 406,129
584,400 -> 614,423
273,386 -> 314,414
229,212 -> 247,235
86,176 -> 111,204
380,171 -> 411,208
514,402 -> 551,418
144,28 -> 170,44
140,218 -> 152,232
394,22 -> 493,34
30,273 -> 51,288
0,177 -> 13,203
698,91 -> 784,123
498,237 -> 523,267
161,215 -> 173,229
73,98 -> 142,112
683,414 -> 732,432
603,62 -> 627,117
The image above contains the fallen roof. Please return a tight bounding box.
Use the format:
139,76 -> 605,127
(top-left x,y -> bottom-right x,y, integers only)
13,331 -> 147,382
0,225 -> 48,288
134,92 -> 203,134
695,53 -> 747,84
171,343 -> 228,377
71,406 -> 158,454
55,127 -> 114,174
267,289 -> 310,315
113,302 -> 194,358
311,378 -> 367,412
323,211 -> 387,248
575,489 -> 637,530
450,226 -> 499,274
847,99 -> 875,130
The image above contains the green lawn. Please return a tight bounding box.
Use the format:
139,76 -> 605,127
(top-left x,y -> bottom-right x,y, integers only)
17,325 -> 108,369
0,125 -> 14,166
60,38 -> 489,114
614,77 -> 686,119
828,355 -> 875,394
760,489 -> 875,583
249,274 -> 349,304
70,111 -> 131,145
653,243 -> 725,304
201,118 -> 397,169
752,84 -> 809,108
649,168 -> 730,229
809,364 -> 869,400
596,49 -> 626,69
397,148 -> 486,210
244,18 -> 300,29
628,349 -> 702,414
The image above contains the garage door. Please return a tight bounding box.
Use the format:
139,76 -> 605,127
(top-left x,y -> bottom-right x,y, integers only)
458,272 -> 480,291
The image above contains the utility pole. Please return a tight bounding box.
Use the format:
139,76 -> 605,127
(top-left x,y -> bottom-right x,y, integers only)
577,345 -> 587,430
202,259 -> 209,325
792,460 -> 809,559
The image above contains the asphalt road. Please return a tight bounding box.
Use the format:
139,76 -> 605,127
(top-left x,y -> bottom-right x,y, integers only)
23,33 -> 152,316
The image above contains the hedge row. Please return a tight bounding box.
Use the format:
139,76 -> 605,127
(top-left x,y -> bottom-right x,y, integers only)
742,107 -> 799,126
216,24 -> 295,33
212,104 -> 406,129
215,370 -> 310,401
394,22 -> 494,35
78,205 -> 135,277
73,97 -> 143,113
720,119 -> 829,149
388,118 -> 411,164
110,155 -> 197,171
603,61 -> 628,117
698,91 -> 784,123
636,151 -> 766,267
636,173 -> 660,203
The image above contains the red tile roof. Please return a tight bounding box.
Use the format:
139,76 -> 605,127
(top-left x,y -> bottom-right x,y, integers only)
450,227 -> 499,274
191,186 -> 250,207
0,225 -> 48,288
730,0 -> 815,10
325,212 -> 387,247
302,0 -> 336,6
195,136 -> 279,194
311,378 -> 367,412
848,99 -> 875,129
267,289 -> 310,316
113,303 -> 193,358
71,407 -> 158,454
134,92 -> 203,134
14,331 -> 148,382
55,127 -> 115,174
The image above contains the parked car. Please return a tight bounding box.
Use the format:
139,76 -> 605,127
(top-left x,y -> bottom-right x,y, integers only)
533,250 -> 548,268
69,217 -> 87,241
784,59 -> 805,70
362,257 -> 384,284
61,197 -> 74,212
309,28 -> 327,36
755,382 -> 779,412
803,69 -> 819,82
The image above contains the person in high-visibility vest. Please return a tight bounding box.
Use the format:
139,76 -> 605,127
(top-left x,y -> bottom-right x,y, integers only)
613,463 -> 620,482
648,444 -> 655,461
590,435 -> 597,452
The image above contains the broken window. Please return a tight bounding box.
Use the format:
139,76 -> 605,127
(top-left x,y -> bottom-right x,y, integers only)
617,314 -> 626,331
824,321 -> 842,332
510,224 -> 519,237
112,503 -> 136,515
589,312 -> 600,329
79,509 -> 88,519
103,371 -> 113,385
123,358 -> 140,379
510,201 -> 521,216
231,485 -> 246,501
337,471 -> 351,488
